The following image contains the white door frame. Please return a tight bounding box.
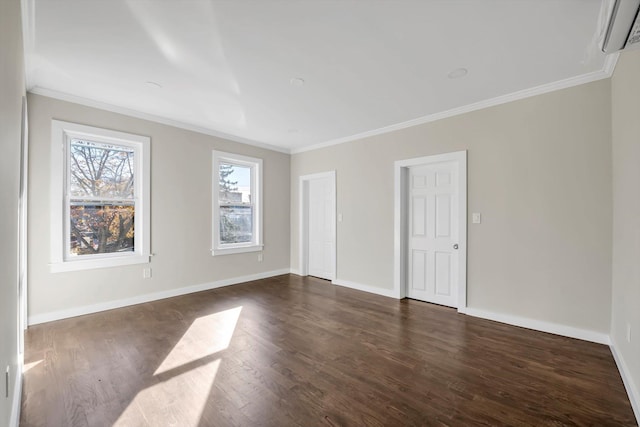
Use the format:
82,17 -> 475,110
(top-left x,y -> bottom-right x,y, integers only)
393,151 -> 467,312
299,171 -> 336,279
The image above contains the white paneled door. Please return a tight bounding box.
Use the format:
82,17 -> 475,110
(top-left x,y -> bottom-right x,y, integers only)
407,161 -> 460,307
307,176 -> 335,280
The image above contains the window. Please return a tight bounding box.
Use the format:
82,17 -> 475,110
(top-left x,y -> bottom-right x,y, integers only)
212,151 -> 263,255
50,120 -> 150,272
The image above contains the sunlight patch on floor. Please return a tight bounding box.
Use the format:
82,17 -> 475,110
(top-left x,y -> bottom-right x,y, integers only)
22,360 -> 42,373
154,306 -> 242,376
115,358 -> 222,427
114,306 -> 242,426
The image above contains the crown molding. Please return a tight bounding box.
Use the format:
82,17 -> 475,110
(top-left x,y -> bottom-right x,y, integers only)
20,0 -> 620,157
291,56 -> 620,155
27,60 -> 620,158
28,87 -> 291,154
603,51 -> 621,76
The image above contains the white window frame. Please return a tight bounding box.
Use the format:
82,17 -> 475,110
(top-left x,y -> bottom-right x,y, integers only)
50,120 -> 151,272
212,150 -> 263,256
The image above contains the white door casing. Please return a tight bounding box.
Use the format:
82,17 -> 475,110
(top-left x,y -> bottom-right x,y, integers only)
394,151 -> 467,311
299,171 -> 336,280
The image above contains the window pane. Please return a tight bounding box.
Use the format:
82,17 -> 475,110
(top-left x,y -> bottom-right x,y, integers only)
69,204 -> 135,256
220,205 -> 253,244
219,163 -> 251,204
69,139 -> 135,199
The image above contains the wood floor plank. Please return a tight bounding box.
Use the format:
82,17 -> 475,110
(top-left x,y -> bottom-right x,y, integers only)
21,274 -> 636,426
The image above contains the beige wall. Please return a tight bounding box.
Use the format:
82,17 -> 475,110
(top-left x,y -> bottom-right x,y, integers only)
27,94 -> 290,319
0,0 -> 25,424
611,49 -> 640,416
291,79 -> 613,334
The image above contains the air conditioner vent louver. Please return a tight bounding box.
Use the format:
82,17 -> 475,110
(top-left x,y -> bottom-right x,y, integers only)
628,13 -> 640,46
602,0 -> 640,53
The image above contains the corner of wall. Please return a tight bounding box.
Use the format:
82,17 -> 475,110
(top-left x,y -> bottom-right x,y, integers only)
610,48 -> 640,426
611,337 -> 640,423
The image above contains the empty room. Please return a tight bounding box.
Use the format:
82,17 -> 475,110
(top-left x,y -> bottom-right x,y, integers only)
2,0 -> 640,425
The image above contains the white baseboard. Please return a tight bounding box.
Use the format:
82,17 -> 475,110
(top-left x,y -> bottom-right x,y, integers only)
610,338 -> 640,424
331,278 -> 400,299
297,276 -> 610,346
464,307 -> 610,345
9,360 -> 22,427
28,269 -> 290,325
289,268 -> 301,276
325,279 -> 609,346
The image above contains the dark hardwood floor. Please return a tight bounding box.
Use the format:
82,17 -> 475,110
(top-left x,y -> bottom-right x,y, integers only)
21,274 -> 636,426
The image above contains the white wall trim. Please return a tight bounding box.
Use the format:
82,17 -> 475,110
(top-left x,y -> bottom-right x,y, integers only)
293,271 -> 612,347
28,87 -> 290,154
331,278 -> 400,299
610,338 -> 640,424
465,307 -> 611,345
30,59 -> 620,159
291,59 -> 620,155
298,171 -> 336,280
9,361 -> 22,427
27,268 -> 290,325
49,120 -> 151,273
307,273 -> 614,348
20,0 -> 35,90
603,52 -> 621,77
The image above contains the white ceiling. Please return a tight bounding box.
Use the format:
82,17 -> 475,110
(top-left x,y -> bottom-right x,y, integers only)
24,0 -> 616,153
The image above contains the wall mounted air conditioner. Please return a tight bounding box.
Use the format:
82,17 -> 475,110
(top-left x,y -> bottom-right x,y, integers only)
602,0 -> 640,52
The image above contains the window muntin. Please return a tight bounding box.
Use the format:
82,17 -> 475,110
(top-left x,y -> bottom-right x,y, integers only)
50,120 -> 150,272
212,152 -> 262,255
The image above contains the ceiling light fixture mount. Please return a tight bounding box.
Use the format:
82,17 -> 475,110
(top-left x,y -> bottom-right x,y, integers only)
290,77 -> 305,87
447,68 -> 468,79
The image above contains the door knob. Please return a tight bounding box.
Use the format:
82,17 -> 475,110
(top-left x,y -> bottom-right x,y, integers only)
453,244 -> 459,250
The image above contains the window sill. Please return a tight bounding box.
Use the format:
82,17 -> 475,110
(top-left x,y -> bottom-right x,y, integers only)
50,254 -> 150,273
211,244 -> 263,256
